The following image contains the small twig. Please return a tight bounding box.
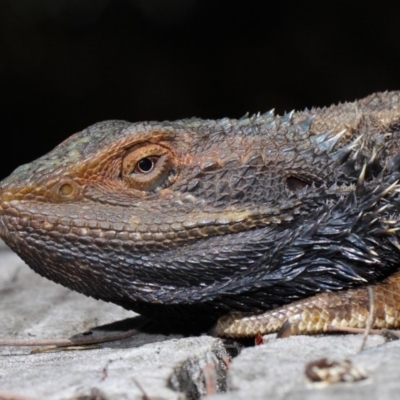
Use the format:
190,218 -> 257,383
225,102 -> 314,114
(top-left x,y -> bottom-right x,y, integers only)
329,326 -> 400,336
132,377 -> 151,400
0,328 -> 140,348
203,363 -> 218,396
221,356 -> 231,369
0,391 -> 38,400
30,344 -> 100,354
359,286 -> 375,352
327,326 -> 381,334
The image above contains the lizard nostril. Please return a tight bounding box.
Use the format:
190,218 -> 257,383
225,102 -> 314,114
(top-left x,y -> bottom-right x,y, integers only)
51,180 -> 80,201
59,183 -> 74,196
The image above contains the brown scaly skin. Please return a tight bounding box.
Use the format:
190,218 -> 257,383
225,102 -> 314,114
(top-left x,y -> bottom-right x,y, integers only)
212,271 -> 400,337
2,92 -> 400,336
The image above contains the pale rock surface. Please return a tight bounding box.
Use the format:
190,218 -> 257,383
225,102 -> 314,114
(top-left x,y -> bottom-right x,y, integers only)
0,242 -> 228,399
1,240 -> 399,400
207,318 -> 400,400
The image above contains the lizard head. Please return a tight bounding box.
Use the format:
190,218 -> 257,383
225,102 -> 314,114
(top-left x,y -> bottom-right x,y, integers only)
2,92 -> 400,325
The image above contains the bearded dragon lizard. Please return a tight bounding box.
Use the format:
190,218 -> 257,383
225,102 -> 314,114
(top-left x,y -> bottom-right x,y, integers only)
1,91 -> 400,337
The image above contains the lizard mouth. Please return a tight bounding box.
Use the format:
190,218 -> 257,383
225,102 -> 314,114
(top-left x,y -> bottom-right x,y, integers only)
0,185 -> 20,247
0,217 -> 8,243
0,189 -> 8,242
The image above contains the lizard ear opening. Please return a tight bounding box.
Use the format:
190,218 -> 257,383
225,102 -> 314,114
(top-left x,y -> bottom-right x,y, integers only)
121,143 -> 177,191
286,176 -> 309,192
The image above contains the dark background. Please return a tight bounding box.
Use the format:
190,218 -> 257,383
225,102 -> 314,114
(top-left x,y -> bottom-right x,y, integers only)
1,0 -> 400,179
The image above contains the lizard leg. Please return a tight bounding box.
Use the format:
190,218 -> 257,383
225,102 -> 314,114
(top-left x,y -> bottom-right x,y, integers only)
212,270 -> 400,338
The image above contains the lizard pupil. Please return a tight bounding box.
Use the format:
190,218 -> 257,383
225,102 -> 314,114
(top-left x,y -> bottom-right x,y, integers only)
137,157 -> 155,173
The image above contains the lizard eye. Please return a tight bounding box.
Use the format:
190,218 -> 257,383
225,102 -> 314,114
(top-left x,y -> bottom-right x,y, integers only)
122,143 -> 176,191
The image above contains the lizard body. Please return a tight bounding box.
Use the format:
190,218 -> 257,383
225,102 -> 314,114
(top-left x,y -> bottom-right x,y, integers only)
2,92 -> 400,336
